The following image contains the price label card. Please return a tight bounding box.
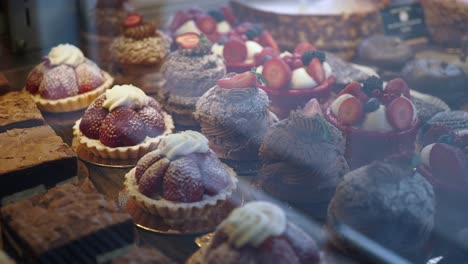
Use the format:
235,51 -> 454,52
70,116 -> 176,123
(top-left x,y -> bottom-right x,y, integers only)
380,3 -> 428,40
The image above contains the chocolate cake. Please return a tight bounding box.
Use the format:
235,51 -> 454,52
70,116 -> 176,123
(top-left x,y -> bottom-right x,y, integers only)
1,179 -> 134,263
0,125 -> 77,202
111,247 -> 175,264
0,91 -> 44,133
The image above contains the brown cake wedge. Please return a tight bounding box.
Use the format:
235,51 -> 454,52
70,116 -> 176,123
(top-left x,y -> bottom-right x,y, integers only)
0,91 -> 45,133
1,179 -> 134,263
0,125 -> 77,203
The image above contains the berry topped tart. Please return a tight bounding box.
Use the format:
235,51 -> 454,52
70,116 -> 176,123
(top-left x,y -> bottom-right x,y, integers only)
194,70 -> 278,171
109,13 -> 171,93
124,130 -> 238,233
158,33 -> 226,127
25,44 -> 114,112
325,76 -> 420,169
168,6 -> 237,43
73,84 -> 174,160
211,22 -> 280,73
418,124 -> 468,240
255,43 -> 334,119
187,201 -> 320,264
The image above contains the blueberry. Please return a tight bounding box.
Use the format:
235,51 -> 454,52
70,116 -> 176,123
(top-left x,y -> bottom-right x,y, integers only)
364,98 -> 380,113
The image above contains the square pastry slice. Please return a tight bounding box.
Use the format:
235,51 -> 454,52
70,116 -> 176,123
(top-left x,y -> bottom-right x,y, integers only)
1,179 -> 134,263
0,91 -> 44,133
0,125 -> 77,202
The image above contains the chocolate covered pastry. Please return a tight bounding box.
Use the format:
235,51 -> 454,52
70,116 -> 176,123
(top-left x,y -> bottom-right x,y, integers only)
327,161 -> 435,260
1,179 -> 134,263
259,99 -> 348,221
401,58 -> 467,108
357,35 -> 413,70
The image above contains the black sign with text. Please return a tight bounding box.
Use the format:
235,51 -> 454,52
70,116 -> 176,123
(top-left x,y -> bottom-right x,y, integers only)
380,3 -> 428,40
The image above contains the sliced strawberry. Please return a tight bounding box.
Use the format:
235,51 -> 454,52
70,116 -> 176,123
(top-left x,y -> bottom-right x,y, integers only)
430,143 -> 468,184
196,15 -> 217,34
385,78 -> 411,99
293,42 -> 316,56
262,57 -> 292,90
338,81 -> 368,102
336,96 -> 363,125
137,105 -> 166,137
206,31 -> 222,43
163,157 -> 204,202
217,71 -> 257,89
385,96 -> 414,131
303,98 -> 323,117
138,158 -> 169,197
291,58 -> 303,69
124,14 -> 143,28
76,61 -> 104,94
169,11 -> 191,32
306,58 -> 325,84
259,31 -> 279,52
99,107 -> 146,147
254,47 -> 279,66
135,150 -> 162,183
80,95 -> 108,139
26,63 -> 45,94
219,6 -> 237,25
175,32 -> 200,49
223,38 -> 247,63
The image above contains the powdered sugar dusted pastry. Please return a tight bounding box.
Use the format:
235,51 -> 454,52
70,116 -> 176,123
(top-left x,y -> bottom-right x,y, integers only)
158,33 -> 226,127
25,44 -> 113,112
194,71 -> 277,161
125,130 -> 238,232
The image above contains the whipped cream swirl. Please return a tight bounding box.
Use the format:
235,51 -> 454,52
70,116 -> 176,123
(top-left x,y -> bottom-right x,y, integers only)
218,201 -> 287,248
103,85 -> 150,111
48,44 -> 85,66
159,131 -> 209,160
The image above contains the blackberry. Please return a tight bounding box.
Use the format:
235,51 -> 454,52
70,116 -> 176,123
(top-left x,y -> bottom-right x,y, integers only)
208,10 -> 224,22
245,28 -> 258,40
217,37 -> 228,45
364,98 -> 380,113
251,24 -> 264,35
301,50 -> 326,66
362,76 -> 383,96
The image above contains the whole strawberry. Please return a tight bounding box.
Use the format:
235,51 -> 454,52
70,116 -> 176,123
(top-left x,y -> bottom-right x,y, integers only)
39,65 -> 79,99
76,60 -> 104,94
80,95 -> 109,139
163,157 -> 204,202
99,107 -> 146,147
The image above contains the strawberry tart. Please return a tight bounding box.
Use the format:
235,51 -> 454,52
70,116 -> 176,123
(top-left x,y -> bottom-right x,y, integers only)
124,130 -> 238,232
25,44 -> 114,113
168,6 -> 237,43
194,71 -> 278,164
73,84 -> 174,160
211,22 -> 279,73
259,99 -> 349,221
256,44 -> 334,119
158,33 -> 226,127
187,201 -> 320,264
325,77 -> 420,168
109,13 -> 171,93
418,120 -> 468,238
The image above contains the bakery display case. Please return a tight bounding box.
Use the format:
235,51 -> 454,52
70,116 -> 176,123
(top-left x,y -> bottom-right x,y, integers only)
1,0 -> 468,263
